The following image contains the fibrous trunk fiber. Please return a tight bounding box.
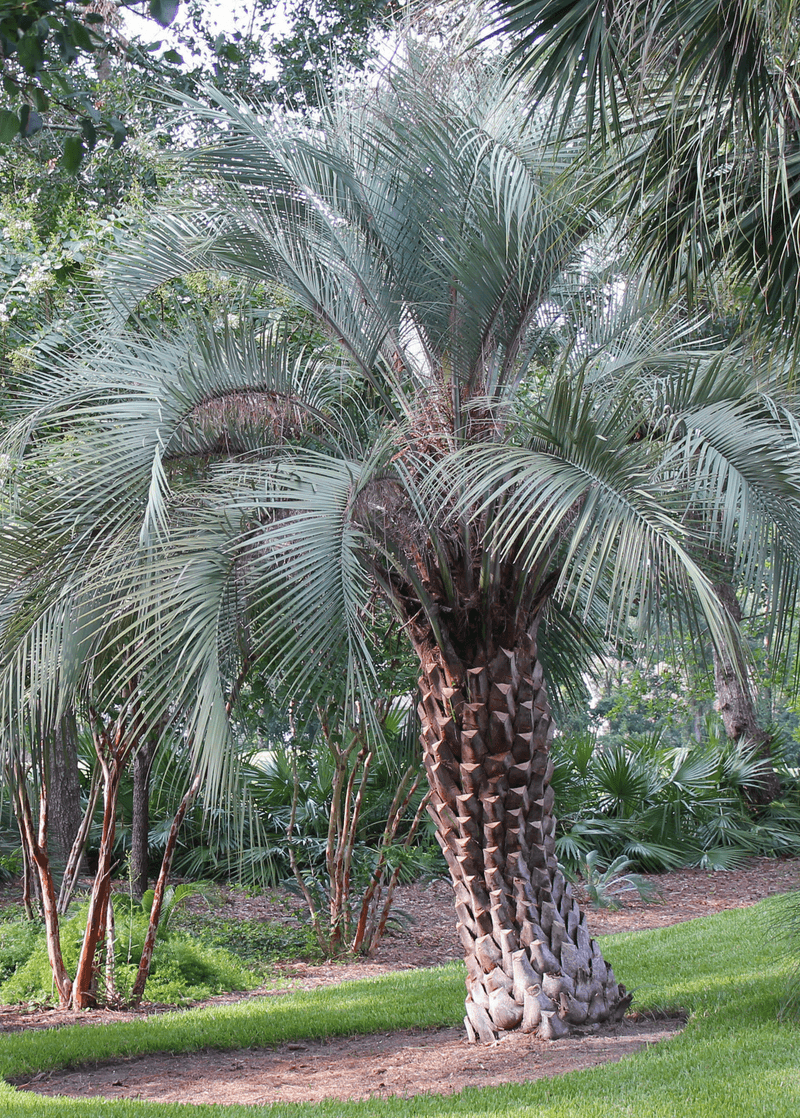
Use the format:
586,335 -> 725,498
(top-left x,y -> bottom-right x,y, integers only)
418,632 -> 631,1042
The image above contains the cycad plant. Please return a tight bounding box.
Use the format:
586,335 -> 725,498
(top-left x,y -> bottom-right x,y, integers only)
4,44 -> 800,1040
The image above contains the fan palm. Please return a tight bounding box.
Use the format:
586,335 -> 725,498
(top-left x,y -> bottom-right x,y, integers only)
489,0 -> 800,341
5,46 -> 800,1038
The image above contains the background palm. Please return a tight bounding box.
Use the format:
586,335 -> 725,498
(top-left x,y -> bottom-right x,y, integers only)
5,45 -> 800,1036
491,0 -> 800,339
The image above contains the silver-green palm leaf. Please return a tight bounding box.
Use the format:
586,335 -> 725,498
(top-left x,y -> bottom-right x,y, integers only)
5,43 -> 800,1036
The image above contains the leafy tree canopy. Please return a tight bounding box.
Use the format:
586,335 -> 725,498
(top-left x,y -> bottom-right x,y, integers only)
262,0 -> 400,106
0,1 -> 182,164
1,0 -> 404,170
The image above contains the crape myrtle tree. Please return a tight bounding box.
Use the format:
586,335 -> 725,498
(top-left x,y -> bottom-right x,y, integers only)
6,45 -> 800,1039
0,548 -> 204,1009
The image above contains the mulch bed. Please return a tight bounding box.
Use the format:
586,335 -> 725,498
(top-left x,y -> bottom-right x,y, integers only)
3,856 -> 799,1104
14,1015 -> 685,1105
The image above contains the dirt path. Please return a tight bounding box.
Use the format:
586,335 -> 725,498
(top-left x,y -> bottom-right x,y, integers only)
5,856 -> 799,1106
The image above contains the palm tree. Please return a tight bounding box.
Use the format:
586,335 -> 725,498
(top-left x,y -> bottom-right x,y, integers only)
5,46 -> 800,1037
489,0 -> 800,791
489,0 -> 800,339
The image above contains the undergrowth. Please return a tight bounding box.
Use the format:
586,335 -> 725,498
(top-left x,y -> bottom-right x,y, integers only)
0,885 -> 325,1007
174,912 -> 321,964
0,900 -> 259,1005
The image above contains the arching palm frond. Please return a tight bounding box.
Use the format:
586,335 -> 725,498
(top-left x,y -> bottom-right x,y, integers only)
489,0 -> 800,343
6,38 -> 800,1032
7,314 -> 364,551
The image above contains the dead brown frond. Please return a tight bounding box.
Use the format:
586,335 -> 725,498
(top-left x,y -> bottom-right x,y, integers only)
167,390 -> 313,460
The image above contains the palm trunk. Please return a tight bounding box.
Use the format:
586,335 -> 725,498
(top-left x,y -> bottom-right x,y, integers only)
417,632 -> 630,1042
712,582 -> 781,804
44,712 -> 84,891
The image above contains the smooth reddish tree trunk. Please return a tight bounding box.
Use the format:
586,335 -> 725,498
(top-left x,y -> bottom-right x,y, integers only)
15,780 -> 72,1006
131,773 -> 202,1004
72,762 -> 123,1008
72,703 -> 141,1010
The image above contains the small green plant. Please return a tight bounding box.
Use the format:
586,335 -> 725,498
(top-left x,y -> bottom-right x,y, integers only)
177,914 -> 321,964
0,849 -> 21,884
140,880 -> 212,939
0,900 -> 258,1006
566,851 -> 661,910
0,913 -> 41,982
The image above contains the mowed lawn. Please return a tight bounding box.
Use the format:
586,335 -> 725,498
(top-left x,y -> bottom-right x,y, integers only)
0,895 -> 798,1117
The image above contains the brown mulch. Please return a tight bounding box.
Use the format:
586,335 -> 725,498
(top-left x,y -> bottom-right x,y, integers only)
4,855 -> 799,1106
15,1016 -> 684,1106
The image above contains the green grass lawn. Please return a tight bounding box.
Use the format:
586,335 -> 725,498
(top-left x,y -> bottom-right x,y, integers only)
0,896 -> 798,1117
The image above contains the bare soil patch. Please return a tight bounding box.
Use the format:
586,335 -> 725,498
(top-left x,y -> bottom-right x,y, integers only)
4,855 -> 799,1106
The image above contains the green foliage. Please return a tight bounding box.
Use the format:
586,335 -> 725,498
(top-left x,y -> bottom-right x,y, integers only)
150,0 -> 181,27
175,912 -> 321,964
263,0 -> 402,106
0,798 -> 21,883
248,742 -> 434,884
0,900 -> 256,1006
590,660 -> 714,748
0,114 -> 179,397
165,0 -> 402,110
131,737 -> 437,892
0,914 -> 41,983
564,851 -> 661,910
139,880 -> 212,938
553,723 -> 800,872
588,621 -> 800,763
0,852 -> 20,884
131,661 -> 443,894
490,0 -> 800,350
130,936 -> 250,1003
0,1 -> 180,165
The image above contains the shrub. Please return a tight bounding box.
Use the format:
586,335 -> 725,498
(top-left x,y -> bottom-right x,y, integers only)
0,900 -> 258,1006
0,914 -> 41,982
552,724 -> 800,872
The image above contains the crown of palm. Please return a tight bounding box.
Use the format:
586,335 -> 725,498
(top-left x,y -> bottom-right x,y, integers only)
2,48 -> 800,791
